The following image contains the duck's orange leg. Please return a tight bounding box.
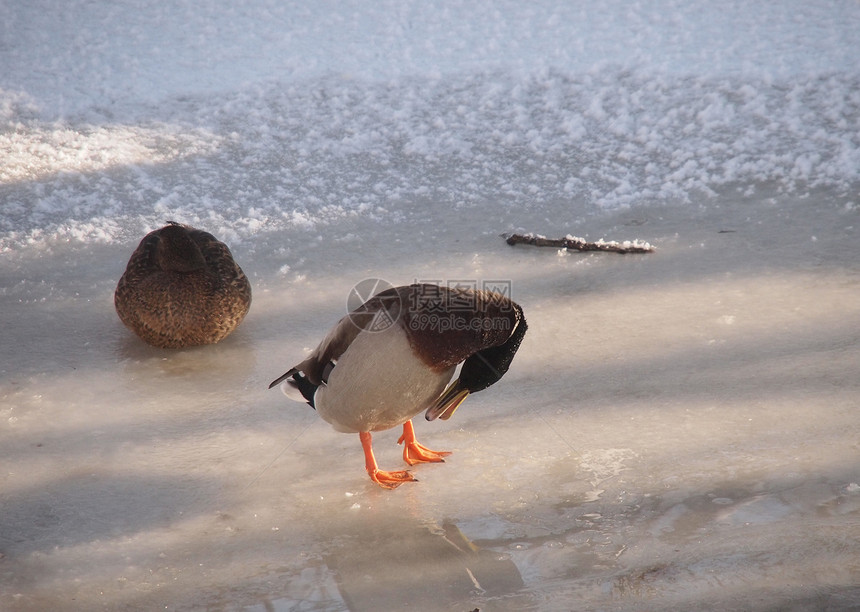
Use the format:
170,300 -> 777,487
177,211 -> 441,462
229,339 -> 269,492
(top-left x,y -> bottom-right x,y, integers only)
359,431 -> 416,489
397,420 -> 452,466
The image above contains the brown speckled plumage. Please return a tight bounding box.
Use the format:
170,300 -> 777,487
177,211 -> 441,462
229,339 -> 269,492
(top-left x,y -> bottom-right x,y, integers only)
114,222 -> 251,348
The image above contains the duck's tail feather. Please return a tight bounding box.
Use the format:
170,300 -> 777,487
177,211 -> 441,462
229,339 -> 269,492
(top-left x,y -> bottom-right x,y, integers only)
268,368 -> 297,389
268,368 -> 317,408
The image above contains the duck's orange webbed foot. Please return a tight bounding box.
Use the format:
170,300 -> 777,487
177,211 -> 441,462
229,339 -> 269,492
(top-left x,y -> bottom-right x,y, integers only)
360,431 -> 417,489
397,420 -> 452,466
368,467 -> 417,489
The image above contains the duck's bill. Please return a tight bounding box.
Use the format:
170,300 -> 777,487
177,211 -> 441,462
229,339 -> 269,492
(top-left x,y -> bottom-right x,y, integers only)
425,383 -> 470,421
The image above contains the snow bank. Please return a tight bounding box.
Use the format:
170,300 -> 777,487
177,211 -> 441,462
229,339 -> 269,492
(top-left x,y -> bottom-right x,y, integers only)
2,70 -> 858,250
1,1 -> 858,251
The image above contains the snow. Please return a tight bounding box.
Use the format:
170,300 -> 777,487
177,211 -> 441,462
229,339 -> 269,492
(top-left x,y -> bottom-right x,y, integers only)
2,1 -> 860,610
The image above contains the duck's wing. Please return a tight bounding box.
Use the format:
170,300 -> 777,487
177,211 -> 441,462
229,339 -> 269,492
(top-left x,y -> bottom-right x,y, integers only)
267,312 -> 370,406
116,229 -> 161,285
187,227 -> 251,296
396,284 -> 523,370
268,289 -> 400,391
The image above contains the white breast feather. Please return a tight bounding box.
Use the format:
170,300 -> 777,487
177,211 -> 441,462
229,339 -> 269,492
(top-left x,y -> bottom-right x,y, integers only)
314,326 -> 455,433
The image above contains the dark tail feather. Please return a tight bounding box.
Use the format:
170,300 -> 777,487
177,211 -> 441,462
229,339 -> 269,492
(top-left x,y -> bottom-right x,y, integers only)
268,368 -> 298,389
269,368 -> 317,408
289,371 -> 318,407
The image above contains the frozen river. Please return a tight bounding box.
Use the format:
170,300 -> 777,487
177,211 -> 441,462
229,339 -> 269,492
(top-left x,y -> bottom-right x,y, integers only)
2,1 -> 860,610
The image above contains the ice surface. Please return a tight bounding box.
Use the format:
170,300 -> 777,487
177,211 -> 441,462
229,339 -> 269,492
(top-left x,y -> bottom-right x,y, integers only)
2,1 -> 860,610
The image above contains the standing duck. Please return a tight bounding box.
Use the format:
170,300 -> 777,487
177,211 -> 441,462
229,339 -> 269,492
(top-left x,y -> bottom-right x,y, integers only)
115,221 -> 252,348
269,283 -> 527,489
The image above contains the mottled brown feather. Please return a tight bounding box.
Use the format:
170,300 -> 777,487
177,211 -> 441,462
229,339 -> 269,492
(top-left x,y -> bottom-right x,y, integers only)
114,222 -> 251,348
389,284 -> 521,371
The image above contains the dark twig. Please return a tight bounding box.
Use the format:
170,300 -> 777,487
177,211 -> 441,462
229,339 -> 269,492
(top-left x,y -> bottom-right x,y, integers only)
504,233 -> 654,254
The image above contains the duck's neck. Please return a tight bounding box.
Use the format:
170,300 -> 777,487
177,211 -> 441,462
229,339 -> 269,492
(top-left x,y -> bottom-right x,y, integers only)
459,306 -> 528,393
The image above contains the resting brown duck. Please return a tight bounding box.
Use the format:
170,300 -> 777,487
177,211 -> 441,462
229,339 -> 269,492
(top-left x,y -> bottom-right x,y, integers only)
115,222 -> 251,348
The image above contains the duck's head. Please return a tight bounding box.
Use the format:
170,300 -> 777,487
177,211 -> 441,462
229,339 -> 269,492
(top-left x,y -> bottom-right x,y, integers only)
155,222 -> 207,273
425,305 -> 527,421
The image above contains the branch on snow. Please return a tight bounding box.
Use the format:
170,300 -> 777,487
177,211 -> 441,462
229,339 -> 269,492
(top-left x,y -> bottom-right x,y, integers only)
503,233 -> 655,254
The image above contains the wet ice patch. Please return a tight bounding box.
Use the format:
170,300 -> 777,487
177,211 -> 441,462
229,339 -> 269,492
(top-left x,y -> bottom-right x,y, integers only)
579,448 -> 637,490
242,566 -> 345,612
648,503 -> 691,536
715,494 -> 793,526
